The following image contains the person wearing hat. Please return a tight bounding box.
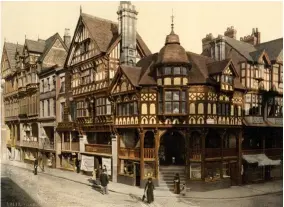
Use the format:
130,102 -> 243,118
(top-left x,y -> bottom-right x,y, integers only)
144,177 -> 155,203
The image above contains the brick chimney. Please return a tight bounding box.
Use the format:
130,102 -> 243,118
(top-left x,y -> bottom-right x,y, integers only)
202,33 -> 214,53
64,28 -> 71,49
240,28 -> 261,45
224,26 -> 237,39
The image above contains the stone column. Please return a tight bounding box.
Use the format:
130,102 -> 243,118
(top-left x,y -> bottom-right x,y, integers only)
55,131 -> 62,168
111,134 -> 118,182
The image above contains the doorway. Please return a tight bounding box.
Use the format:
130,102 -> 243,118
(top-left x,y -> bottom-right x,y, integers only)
134,163 -> 140,186
159,130 -> 185,165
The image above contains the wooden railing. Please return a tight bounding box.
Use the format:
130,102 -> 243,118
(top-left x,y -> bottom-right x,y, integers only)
22,141 -> 39,148
62,142 -> 80,151
265,148 -> 283,157
119,147 -> 140,159
243,149 -> 263,155
144,148 -> 155,159
223,148 -> 238,157
85,144 -> 111,154
205,148 -> 221,158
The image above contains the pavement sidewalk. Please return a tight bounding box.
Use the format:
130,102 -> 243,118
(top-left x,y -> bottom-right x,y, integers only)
2,160 -> 282,199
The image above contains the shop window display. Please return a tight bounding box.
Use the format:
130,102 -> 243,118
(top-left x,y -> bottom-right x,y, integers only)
205,162 -> 221,181
144,162 -> 155,178
190,163 -> 201,179
120,160 -> 134,176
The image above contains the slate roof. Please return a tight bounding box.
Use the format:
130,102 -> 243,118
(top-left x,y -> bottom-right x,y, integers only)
222,36 -> 283,63
255,38 -> 283,61
4,42 -> 18,69
25,39 -> 46,53
207,59 -> 231,75
223,36 -> 256,61
120,50 -> 245,90
121,65 -> 142,87
81,13 -> 151,55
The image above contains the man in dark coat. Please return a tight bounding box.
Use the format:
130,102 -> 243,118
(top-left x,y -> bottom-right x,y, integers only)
174,173 -> 180,194
100,170 -> 109,195
144,177 -> 155,203
34,159 -> 38,175
75,157 -> 80,173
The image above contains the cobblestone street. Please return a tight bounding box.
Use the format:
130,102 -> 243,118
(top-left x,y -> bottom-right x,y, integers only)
1,163 -> 282,207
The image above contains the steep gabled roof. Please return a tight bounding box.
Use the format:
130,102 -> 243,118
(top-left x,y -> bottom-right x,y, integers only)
81,12 -> 151,55
121,65 -> 142,87
224,36 -> 256,61
3,42 -> 18,69
38,33 -> 68,63
25,39 -> 45,53
207,59 -> 231,75
255,38 -> 283,61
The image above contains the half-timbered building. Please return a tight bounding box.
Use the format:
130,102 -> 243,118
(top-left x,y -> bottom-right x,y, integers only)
202,27 -> 283,184
57,2 -> 151,173
109,18 -> 248,189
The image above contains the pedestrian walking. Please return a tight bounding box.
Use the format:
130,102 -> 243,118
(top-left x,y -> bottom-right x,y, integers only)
103,165 -> 107,174
34,158 -> 38,175
75,157 -> 80,173
174,173 -> 180,194
144,177 -> 155,204
100,170 -> 109,195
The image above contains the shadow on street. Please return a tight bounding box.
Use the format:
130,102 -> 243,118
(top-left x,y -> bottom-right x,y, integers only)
1,176 -> 40,207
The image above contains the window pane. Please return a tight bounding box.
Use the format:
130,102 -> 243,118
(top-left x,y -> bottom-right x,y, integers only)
107,105 -> 111,114
165,91 -> 172,101
181,91 -> 186,101
181,102 -> 186,113
134,102 -> 138,115
182,67 -> 187,75
173,91 -> 180,100
165,102 -> 172,113
173,102 -> 180,114
173,67 -> 180,75
164,67 -> 171,75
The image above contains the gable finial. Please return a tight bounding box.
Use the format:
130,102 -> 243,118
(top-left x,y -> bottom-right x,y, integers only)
80,5 -> 82,15
171,9 -> 175,34
25,35 -> 26,40
4,37 -> 6,42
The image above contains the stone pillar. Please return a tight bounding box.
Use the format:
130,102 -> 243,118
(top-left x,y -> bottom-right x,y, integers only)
55,131 -> 62,168
111,134 -> 118,183
79,133 -> 87,152
185,130 -> 190,180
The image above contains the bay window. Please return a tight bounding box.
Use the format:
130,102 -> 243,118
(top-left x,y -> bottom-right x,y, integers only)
117,101 -> 138,116
160,90 -> 186,114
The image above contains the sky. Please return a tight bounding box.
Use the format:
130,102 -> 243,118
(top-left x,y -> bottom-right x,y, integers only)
0,1 -> 283,57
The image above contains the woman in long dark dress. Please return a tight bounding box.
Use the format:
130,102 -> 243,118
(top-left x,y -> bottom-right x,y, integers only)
144,178 -> 155,203
174,173 -> 180,194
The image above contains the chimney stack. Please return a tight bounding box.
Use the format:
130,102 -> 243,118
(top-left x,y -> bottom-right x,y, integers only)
240,28 -> 260,45
117,1 -> 138,66
202,33 -> 214,54
64,28 -> 71,49
224,26 -> 237,39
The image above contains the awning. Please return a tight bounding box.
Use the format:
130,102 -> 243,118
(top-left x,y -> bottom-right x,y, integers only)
243,154 -> 281,166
